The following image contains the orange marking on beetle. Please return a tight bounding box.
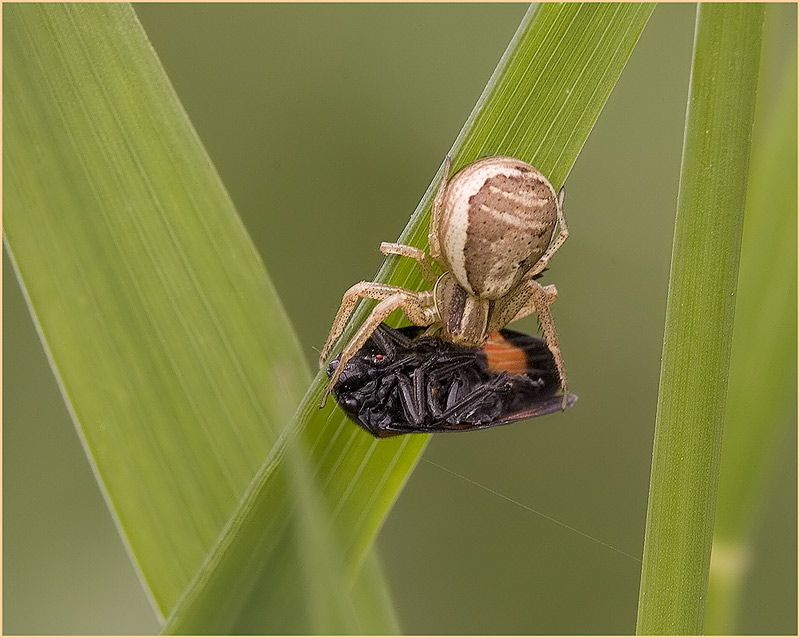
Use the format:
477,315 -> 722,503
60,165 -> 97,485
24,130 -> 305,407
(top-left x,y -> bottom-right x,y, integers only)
483,332 -> 527,376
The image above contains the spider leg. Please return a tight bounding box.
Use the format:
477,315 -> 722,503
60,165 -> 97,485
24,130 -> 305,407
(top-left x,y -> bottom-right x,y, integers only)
380,242 -> 439,284
320,291 -> 436,407
507,283 -> 558,323
428,155 -> 452,262
489,280 -> 568,409
320,282 -> 430,366
526,186 -> 569,278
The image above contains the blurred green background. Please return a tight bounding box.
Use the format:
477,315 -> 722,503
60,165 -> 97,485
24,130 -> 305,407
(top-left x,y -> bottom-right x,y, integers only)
3,4 -> 795,634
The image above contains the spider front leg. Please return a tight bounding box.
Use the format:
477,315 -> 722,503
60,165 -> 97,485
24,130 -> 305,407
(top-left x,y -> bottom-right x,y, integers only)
489,280 -> 569,409
320,287 -> 437,407
380,242 -> 439,284
321,282 -> 407,366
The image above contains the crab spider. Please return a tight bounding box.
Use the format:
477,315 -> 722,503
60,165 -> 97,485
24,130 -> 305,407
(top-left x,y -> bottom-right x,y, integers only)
319,155 -> 569,410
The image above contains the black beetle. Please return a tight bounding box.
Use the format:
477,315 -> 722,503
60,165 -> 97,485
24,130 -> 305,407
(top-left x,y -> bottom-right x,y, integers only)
326,323 -> 576,437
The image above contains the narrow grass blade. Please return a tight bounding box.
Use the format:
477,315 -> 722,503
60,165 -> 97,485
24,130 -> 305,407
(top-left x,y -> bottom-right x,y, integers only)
3,2 -> 311,616
635,4 -> 765,634
705,6 -> 797,633
164,3 -> 656,633
5,3 -> 400,632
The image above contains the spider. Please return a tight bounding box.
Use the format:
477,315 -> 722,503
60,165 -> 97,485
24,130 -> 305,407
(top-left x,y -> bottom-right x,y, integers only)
319,155 -> 569,409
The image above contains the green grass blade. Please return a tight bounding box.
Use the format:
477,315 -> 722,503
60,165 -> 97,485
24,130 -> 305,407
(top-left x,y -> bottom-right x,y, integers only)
5,4 -> 400,632
635,4 -> 765,634
3,2 -> 312,617
164,3 -> 655,633
705,6 -> 798,633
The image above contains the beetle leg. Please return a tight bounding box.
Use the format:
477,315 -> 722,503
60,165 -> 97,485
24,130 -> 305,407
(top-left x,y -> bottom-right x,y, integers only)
527,186 -> 569,278
413,366 -> 426,419
422,322 -> 443,338
428,155 -> 452,262
320,291 -> 437,407
439,372 -> 508,425
370,323 -> 420,359
379,323 -> 416,348
368,325 -> 402,361
380,242 -> 439,284
422,353 -> 473,423
426,373 -> 445,421
489,280 -> 568,409
397,373 -> 425,426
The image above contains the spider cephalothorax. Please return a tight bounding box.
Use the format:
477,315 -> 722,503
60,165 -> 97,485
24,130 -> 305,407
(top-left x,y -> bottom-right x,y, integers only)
319,155 -> 570,410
